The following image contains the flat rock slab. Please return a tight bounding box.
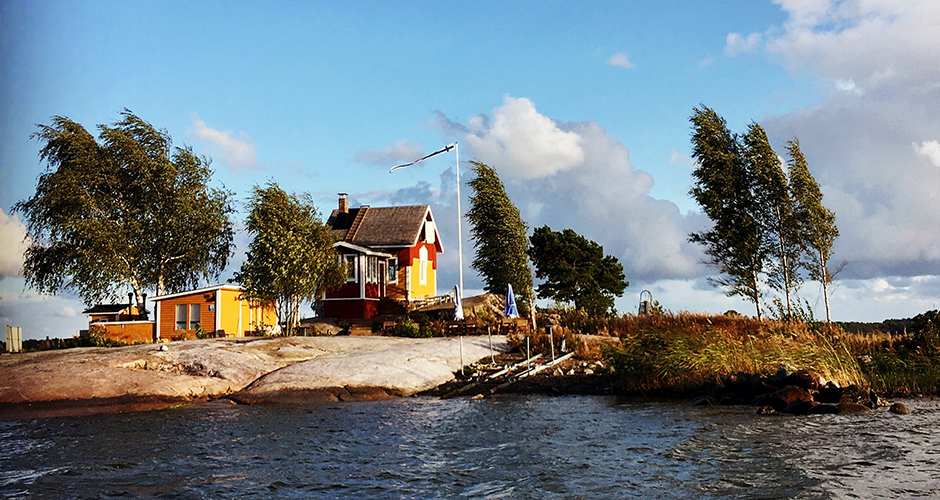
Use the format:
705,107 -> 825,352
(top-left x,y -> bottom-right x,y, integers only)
230,336 -> 506,404
0,336 -> 508,418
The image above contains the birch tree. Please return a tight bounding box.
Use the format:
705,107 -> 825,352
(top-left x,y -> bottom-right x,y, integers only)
745,123 -> 802,319
688,105 -> 768,319
787,139 -> 840,323
13,111 -> 234,309
234,183 -> 346,336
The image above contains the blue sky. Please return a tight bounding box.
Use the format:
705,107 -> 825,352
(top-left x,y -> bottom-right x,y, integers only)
3,1 -> 940,339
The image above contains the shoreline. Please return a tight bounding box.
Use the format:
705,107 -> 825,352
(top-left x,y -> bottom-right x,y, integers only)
0,335 -> 509,420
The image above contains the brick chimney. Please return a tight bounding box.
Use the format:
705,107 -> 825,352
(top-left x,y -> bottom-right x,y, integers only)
338,193 -> 349,214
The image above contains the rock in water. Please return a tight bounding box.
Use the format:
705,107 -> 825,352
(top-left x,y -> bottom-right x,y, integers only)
756,405 -> 778,415
889,402 -> 911,415
837,403 -> 872,414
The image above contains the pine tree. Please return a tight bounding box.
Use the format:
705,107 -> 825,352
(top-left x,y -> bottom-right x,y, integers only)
688,105 -> 767,319
787,139 -> 840,323
466,161 -> 533,311
529,225 -> 628,316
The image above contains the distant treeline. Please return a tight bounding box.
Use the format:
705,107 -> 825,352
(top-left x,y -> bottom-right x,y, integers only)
836,318 -> 915,335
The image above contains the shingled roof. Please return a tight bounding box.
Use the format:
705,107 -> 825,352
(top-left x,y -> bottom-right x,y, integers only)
327,205 -> 439,249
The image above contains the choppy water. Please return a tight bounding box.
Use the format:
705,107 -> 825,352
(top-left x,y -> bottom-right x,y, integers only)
1,396 -> 938,499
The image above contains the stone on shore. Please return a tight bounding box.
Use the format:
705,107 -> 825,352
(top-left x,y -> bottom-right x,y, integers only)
889,402 -> 911,415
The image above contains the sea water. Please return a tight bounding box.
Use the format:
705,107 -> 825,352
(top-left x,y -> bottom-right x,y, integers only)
1,396 -> 938,499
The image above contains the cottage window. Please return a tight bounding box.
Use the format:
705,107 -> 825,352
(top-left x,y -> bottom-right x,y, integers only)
175,304 -> 186,330
189,304 -> 201,330
387,257 -> 398,283
342,254 -> 358,283
419,246 -> 428,286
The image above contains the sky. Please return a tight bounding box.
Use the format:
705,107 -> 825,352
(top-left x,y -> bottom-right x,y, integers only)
3,0 -> 940,339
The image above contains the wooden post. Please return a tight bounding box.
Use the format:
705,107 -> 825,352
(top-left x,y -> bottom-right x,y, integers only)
487,326 -> 494,364
460,336 -> 465,376
526,336 -> 530,372
549,325 -> 555,362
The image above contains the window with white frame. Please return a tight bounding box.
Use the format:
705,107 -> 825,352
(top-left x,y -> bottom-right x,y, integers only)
189,303 -> 201,330
175,304 -> 186,330
341,254 -> 358,283
387,257 -> 398,283
419,246 -> 428,286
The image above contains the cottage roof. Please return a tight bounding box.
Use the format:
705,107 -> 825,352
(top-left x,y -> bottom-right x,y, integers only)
150,284 -> 243,302
82,304 -> 132,315
327,205 -> 442,251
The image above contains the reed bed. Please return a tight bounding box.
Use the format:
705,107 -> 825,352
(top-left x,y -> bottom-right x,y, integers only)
530,310 -> 866,395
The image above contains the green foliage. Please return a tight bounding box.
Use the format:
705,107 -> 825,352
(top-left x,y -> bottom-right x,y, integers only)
13,110 -> 235,307
466,161 -> 533,312
234,183 -> 347,337
847,311 -> 940,395
387,313 -> 439,338
769,296 -> 816,324
788,139 -> 840,322
746,124 -> 802,317
195,324 -> 209,340
529,226 -> 627,317
688,105 -> 766,318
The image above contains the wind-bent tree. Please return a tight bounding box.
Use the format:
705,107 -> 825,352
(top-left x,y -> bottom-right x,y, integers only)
528,225 -> 628,316
745,123 -> 802,319
234,183 -> 346,336
688,105 -> 767,319
13,111 -> 234,309
466,161 -> 533,311
787,139 -> 840,323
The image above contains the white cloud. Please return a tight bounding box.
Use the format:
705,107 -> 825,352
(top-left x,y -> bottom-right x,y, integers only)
766,1 -> 940,90
758,1 -> 940,281
55,306 -> 77,318
450,98 -> 705,281
0,208 -> 28,280
607,53 -> 635,69
913,140 -> 940,167
465,96 -> 585,179
187,114 -> 259,172
354,140 -> 424,166
669,150 -> 695,169
724,32 -> 762,56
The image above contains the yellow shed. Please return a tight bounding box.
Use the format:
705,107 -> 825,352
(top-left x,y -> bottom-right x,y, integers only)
151,284 -> 277,340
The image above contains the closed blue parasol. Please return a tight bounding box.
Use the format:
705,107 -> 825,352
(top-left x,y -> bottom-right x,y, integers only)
454,285 -> 464,321
504,283 -> 519,318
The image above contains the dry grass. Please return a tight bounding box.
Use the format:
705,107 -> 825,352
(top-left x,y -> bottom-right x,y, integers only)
529,310 -> 866,394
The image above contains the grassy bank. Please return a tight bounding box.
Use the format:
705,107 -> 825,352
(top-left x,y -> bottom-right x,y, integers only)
523,308 -> 940,397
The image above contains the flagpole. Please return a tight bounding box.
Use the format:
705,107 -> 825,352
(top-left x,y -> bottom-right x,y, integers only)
389,142 -> 463,301
455,142 -> 463,300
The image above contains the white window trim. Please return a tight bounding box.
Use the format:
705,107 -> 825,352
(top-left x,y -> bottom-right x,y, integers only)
342,254 -> 358,283
419,246 -> 428,286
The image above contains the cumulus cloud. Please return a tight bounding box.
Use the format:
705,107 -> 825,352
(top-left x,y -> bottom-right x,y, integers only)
758,1 -> 940,281
354,140 -> 424,166
464,96 -> 585,179
607,53 -> 635,69
449,97 -> 705,281
0,208 -> 28,280
913,140 -> 940,167
766,1 -> 940,90
724,32 -> 762,56
187,114 -> 259,172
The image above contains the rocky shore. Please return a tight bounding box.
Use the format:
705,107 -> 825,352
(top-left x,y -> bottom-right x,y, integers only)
690,366 -> 911,416
0,335 -> 509,419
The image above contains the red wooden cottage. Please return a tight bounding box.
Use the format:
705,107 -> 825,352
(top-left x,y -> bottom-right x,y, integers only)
323,194 -> 443,319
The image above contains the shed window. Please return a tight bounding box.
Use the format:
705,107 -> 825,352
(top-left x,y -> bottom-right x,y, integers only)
175,304 -> 186,330
189,304 -> 201,330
